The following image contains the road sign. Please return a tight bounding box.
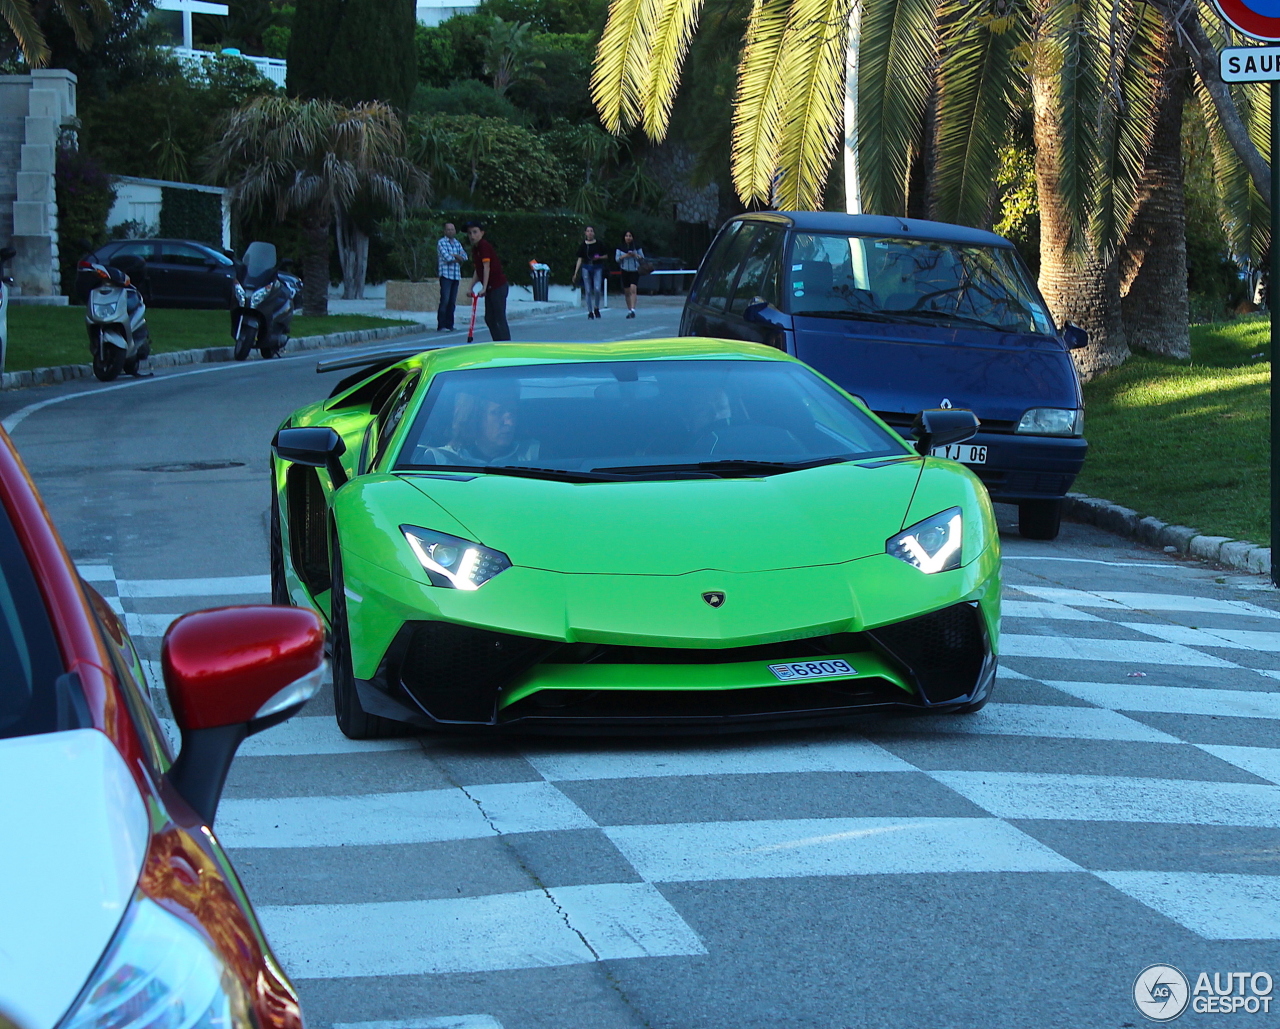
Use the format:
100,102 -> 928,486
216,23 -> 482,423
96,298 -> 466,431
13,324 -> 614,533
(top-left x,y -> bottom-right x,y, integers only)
1222,45 -> 1280,80
1215,0 -> 1280,41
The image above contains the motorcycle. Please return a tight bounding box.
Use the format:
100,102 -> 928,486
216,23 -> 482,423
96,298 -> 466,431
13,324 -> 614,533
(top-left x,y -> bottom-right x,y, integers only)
231,241 -> 300,361
85,255 -> 151,382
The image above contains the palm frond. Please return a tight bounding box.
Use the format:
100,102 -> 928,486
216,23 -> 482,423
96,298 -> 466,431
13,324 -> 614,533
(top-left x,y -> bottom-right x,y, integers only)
592,0 -> 662,133
774,0 -> 854,209
931,0 -> 1027,225
730,0 -> 792,206
856,0 -> 941,216
642,0 -> 705,139
0,0 -> 49,67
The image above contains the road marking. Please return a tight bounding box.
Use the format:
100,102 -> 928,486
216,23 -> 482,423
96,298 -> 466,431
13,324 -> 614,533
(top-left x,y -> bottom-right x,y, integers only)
875,704 -> 1182,743
1124,622 -> 1280,652
1002,600 -> 1105,621
258,882 -> 706,979
1095,872 -> 1280,940
118,574 -> 270,598
929,771 -> 1280,826
1001,633 -> 1238,667
604,817 -> 1080,882
216,781 -> 596,849
1196,744 -> 1280,786
75,564 -> 115,582
522,736 -> 913,781
1020,587 -> 1280,619
335,1019 -> 504,1029
1046,680 -> 1280,720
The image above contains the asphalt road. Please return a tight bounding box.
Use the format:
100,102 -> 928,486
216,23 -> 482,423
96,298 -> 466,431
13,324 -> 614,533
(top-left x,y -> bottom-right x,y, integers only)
7,298 -> 1280,1028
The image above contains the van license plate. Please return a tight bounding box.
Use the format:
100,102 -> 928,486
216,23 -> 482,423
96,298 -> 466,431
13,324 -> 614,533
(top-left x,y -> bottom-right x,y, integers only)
931,444 -> 987,464
768,659 -> 856,682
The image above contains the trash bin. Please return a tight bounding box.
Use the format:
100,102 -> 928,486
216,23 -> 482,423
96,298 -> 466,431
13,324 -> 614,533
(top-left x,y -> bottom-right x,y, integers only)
529,262 -> 550,302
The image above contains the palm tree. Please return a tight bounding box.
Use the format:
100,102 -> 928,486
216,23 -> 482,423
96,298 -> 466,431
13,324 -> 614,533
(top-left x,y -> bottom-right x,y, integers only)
591,0 -> 855,210
206,96 -> 429,315
0,0 -> 109,67
483,18 -> 545,97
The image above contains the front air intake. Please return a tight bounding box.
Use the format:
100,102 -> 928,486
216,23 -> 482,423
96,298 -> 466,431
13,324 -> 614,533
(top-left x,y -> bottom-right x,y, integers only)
866,602 -> 987,705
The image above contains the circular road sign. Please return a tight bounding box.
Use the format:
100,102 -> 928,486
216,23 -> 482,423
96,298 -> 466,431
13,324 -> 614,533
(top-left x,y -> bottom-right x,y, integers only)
1216,0 -> 1280,41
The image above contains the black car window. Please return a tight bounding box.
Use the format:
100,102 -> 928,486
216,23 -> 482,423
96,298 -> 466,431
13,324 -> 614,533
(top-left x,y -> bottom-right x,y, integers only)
0,501 -> 67,740
160,242 -> 211,267
689,223 -> 742,308
728,224 -> 784,313
112,242 -> 157,260
699,223 -> 759,313
374,373 -> 421,468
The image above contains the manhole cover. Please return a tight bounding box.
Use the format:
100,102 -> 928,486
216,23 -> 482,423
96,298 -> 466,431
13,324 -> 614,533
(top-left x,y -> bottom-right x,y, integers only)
140,461 -> 246,473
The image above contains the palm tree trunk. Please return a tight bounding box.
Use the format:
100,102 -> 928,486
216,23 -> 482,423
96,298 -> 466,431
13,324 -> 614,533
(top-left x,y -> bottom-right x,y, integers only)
334,203 -> 368,300
1120,35 -> 1189,360
300,210 -> 331,317
1032,74 -> 1128,380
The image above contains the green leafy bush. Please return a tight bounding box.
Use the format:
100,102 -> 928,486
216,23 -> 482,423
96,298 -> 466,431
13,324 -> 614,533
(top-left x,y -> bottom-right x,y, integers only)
160,188 -> 223,246
410,79 -> 523,121
409,114 -> 567,210
381,210 -> 582,284
56,143 -> 116,296
415,14 -> 493,88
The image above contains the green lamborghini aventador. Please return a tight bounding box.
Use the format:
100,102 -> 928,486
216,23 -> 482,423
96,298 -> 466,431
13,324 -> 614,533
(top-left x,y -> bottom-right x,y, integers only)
269,338 -> 1001,738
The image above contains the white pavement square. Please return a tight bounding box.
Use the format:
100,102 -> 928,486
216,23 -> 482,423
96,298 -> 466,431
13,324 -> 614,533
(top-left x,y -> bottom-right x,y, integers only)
1001,634 -> 1239,667
604,817 -> 1080,882
1094,872 -> 1280,940
259,882 -> 707,979
1047,681 -> 1280,720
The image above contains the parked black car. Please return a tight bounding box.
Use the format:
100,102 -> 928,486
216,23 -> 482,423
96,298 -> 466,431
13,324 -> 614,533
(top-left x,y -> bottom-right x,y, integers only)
75,239 -> 236,309
680,211 -> 1089,540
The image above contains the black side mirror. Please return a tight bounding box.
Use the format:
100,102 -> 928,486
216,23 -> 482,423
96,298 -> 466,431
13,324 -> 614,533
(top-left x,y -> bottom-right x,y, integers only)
911,408 -> 980,456
743,297 -> 788,329
1063,323 -> 1089,349
272,426 -> 348,488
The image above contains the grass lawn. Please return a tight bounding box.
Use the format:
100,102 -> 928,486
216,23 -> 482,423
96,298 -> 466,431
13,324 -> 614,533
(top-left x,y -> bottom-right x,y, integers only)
1074,315 -> 1269,544
4,305 -> 417,374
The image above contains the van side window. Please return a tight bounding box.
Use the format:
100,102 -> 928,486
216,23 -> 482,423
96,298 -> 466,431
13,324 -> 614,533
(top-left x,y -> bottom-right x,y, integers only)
728,225 -> 783,313
690,223 -> 741,307
699,224 -> 759,313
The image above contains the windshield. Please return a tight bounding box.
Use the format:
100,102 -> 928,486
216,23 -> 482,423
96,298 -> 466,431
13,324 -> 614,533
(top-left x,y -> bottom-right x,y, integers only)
243,241 -> 278,279
396,359 -> 907,478
785,232 -> 1056,335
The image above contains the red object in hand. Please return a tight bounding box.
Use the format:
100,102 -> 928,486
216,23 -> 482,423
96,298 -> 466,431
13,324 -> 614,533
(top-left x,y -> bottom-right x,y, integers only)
162,606 -> 325,731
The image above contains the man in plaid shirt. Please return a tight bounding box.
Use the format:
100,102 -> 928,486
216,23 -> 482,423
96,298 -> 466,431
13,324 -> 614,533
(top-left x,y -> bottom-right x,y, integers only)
436,222 -> 467,331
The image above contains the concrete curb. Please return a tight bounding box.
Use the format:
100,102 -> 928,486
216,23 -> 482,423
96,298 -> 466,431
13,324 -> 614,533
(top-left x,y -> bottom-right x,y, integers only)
0,298 -> 579,392
1063,492 -> 1271,578
0,322 -> 429,391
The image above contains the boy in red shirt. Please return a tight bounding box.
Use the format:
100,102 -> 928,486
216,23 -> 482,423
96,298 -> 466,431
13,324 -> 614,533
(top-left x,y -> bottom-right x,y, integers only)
465,221 -> 511,341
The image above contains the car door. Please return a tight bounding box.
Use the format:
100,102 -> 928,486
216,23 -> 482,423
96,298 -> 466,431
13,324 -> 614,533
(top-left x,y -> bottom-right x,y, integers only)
155,242 -> 222,308
684,223 -> 760,339
681,222 -> 742,336
722,223 -> 786,346
101,241 -> 158,303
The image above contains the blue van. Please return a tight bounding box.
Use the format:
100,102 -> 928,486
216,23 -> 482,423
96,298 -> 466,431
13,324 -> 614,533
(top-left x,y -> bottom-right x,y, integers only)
679,211 -> 1089,539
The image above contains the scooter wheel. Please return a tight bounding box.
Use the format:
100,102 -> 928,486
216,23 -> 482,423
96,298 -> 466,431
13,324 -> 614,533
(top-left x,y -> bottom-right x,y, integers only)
234,324 -> 256,361
92,347 -> 125,382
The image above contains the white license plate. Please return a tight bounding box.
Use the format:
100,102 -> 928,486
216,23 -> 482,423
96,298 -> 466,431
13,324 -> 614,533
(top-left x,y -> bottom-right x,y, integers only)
768,659 -> 856,682
931,444 -> 987,464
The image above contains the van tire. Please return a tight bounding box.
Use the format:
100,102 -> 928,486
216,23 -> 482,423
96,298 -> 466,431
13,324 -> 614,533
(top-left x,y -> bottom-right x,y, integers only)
1018,499 -> 1063,540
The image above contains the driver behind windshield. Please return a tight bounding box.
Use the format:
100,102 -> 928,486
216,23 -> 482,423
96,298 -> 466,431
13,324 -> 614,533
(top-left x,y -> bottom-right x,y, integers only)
414,387 -> 539,466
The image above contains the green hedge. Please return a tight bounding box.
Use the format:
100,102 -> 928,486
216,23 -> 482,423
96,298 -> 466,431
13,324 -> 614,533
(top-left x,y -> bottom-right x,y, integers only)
160,188 -> 223,246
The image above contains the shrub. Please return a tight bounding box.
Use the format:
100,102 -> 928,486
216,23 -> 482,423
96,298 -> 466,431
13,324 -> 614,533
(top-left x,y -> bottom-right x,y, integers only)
56,143 -> 117,296
380,210 -> 582,284
410,79 -> 523,122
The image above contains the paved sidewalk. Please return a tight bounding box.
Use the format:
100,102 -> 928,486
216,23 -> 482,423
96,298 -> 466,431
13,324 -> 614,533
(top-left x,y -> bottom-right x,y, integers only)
328,283 -> 579,326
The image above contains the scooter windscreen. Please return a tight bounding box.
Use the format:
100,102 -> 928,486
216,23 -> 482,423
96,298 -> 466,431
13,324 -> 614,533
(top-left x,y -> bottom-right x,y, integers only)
241,241 -> 278,289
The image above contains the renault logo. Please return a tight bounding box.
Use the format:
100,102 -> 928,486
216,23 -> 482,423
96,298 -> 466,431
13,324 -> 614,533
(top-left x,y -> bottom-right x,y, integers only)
940,398 -> 953,409
702,591 -> 726,608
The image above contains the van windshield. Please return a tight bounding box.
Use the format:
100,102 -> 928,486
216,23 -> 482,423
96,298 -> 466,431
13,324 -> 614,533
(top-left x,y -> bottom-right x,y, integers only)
784,232 -> 1056,336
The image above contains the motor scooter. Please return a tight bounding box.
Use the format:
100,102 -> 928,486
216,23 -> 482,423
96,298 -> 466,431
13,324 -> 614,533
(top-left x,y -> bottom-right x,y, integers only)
231,242 -> 301,360
85,255 -> 151,381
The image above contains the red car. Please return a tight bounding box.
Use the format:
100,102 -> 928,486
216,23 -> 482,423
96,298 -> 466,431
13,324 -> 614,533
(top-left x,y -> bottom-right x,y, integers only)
0,427 -> 322,1029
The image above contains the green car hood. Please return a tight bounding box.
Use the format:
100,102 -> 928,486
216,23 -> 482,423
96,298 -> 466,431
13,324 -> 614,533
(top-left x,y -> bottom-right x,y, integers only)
402,459 -> 924,574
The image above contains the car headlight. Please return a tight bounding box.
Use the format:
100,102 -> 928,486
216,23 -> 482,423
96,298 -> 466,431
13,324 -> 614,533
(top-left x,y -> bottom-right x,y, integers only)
402,525 -> 511,590
1016,407 -> 1083,436
249,284 -> 275,307
233,282 -> 247,304
887,507 -> 963,573
61,893 -> 253,1029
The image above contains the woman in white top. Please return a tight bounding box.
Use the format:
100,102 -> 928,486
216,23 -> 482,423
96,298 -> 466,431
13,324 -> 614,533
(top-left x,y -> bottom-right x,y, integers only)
614,231 -> 645,319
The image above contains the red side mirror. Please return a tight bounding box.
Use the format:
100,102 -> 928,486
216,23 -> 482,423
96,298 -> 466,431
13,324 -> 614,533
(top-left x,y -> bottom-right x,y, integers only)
163,606 -> 326,825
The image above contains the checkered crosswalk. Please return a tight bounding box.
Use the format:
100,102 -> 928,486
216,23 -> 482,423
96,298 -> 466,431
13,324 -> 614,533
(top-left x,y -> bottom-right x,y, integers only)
81,562 -> 1280,1027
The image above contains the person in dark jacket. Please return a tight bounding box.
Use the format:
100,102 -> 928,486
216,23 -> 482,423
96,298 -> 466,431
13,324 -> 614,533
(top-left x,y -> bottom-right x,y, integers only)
465,221 -> 510,341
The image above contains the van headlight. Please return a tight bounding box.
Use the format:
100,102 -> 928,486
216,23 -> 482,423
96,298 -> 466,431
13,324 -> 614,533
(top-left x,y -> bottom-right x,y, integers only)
61,894 -> 254,1029
887,508 -> 963,573
1016,408 -> 1083,436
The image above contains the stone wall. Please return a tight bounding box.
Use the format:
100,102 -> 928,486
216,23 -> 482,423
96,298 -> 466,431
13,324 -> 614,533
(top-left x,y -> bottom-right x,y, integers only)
0,70 -> 76,297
